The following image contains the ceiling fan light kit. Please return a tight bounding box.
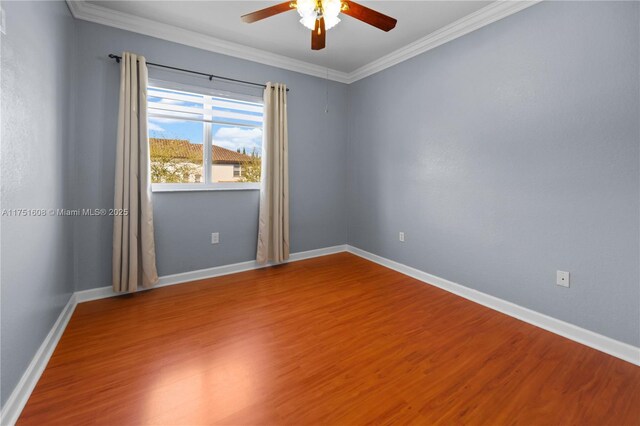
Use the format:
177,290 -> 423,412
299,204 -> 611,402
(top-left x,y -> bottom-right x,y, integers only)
241,0 -> 397,50
297,0 -> 341,30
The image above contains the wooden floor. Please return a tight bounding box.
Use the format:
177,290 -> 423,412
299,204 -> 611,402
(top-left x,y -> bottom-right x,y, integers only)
19,253 -> 640,425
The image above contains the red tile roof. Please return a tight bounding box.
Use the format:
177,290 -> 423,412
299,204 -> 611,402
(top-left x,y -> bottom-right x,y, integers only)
149,138 -> 254,164
212,145 -> 255,164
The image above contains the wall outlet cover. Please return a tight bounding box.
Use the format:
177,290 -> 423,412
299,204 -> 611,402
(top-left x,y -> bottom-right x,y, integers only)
556,270 -> 570,288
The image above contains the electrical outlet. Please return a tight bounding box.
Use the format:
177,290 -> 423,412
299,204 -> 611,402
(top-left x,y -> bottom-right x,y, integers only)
399,232 -> 405,242
556,270 -> 570,288
211,232 -> 219,244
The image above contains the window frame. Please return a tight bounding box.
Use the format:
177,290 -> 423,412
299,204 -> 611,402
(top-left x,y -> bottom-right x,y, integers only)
148,79 -> 263,192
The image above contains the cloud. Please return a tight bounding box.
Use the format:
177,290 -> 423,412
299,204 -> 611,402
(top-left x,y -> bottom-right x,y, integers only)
158,98 -> 185,105
215,127 -> 262,139
213,127 -> 263,153
148,121 -> 166,132
148,116 -> 188,123
149,96 -> 187,106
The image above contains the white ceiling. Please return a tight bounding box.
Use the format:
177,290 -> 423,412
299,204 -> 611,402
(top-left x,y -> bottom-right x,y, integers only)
87,1 -> 492,73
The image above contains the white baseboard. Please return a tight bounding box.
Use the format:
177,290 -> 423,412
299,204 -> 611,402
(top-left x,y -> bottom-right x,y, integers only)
346,245 -> 640,366
4,243 -> 638,426
0,294 -> 77,426
2,245 -> 347,424
75,245 -> 349,303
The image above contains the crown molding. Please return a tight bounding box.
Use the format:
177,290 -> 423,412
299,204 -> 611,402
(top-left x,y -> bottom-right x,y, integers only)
66,0 -> 351,84
346,0 -> 541,83
66,0 -> 541,85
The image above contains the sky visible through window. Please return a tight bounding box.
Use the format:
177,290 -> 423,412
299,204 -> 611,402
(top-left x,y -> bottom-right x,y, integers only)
148,87 -> 263,155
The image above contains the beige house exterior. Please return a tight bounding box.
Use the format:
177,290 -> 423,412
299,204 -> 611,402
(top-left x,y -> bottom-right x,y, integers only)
211,145 -> 252,182
149,138 -> 255,183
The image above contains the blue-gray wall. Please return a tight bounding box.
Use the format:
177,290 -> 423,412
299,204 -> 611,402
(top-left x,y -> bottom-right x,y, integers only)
0,1 -> 76,406
2,0 -> 639,411
73,21 -> 348,289
346,1 -> 640,346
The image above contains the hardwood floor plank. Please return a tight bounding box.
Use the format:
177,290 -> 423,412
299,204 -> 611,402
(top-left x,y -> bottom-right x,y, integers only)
18,253 -> 640,425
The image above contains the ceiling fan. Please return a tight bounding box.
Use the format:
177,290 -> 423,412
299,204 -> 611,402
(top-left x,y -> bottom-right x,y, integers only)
241,0 -> 397,50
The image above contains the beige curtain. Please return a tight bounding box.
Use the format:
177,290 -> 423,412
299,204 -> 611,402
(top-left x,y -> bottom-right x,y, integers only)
257,83 -> 289,264
112,52 -> 159,292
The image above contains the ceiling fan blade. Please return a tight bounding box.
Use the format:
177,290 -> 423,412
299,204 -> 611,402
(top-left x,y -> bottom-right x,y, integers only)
241,2 -> 295,23
311,18 -> 326,50
341,1 -> 397,32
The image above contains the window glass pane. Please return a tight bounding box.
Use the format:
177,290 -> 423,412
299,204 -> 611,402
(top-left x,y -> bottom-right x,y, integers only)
210,96 -> 263,127
149,118 -> 204,183
148,87 -> 205,121
148,85 -> 263,186
212,124 -> 262,183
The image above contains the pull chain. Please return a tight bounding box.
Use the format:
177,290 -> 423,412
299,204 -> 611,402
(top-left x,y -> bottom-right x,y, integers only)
325,67 -> 329,114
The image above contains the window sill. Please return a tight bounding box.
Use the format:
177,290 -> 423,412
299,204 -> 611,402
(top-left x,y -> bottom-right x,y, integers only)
152,183 -> 260,192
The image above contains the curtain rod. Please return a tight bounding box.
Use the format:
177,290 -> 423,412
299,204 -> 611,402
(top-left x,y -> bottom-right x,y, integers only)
108,54 -> 289,92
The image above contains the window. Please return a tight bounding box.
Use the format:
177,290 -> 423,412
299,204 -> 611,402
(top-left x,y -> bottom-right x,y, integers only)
148,82 -> 263,191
